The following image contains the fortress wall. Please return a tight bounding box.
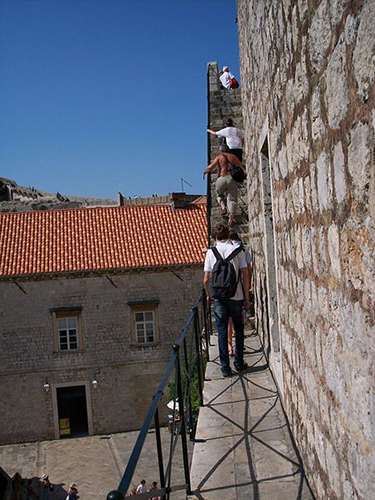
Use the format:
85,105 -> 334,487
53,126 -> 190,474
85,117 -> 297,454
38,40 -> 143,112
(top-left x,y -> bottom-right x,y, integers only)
237,1 -> 375,498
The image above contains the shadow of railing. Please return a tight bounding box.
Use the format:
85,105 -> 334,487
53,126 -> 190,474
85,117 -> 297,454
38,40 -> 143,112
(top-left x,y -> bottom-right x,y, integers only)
191,335 -> 315,500
107,289 -> 212,500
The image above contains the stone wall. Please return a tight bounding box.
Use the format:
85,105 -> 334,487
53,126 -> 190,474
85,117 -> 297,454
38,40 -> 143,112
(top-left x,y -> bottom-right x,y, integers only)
0,267 -> 203,443
237,1 -> 374,499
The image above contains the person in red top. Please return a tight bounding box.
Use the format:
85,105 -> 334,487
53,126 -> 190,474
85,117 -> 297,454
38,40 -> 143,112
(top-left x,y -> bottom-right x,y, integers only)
149,481 -> 160,500
27,479 -> 36,500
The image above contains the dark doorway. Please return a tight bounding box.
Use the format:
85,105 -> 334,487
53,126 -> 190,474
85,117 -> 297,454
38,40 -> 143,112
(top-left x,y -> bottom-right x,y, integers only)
56,385 -> 89,438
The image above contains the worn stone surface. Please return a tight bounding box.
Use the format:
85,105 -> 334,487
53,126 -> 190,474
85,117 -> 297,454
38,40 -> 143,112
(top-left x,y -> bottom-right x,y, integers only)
347,121 -> 372,201
333,141 -> 346,203
325,40 -> 349,129
237,0 -> 375,499
352,0 -> 375,102
189,332 -> 314,500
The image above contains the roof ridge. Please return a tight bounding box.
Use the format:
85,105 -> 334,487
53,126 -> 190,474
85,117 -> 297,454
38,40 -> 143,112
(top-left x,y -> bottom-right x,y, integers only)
0,202 -> 207,218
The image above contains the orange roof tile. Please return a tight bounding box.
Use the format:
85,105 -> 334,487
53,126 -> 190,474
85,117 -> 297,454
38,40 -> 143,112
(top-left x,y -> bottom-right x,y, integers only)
0,204 -> 207,278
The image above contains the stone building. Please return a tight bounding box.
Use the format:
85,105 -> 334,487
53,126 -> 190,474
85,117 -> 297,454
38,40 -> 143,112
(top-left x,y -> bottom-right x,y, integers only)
0,200 -> 206,444
234,1 -> 374,498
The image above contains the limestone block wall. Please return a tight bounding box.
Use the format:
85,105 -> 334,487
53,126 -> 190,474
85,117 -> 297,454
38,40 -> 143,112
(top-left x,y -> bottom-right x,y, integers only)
237,1 -> 374,499
0,266 -> 203,443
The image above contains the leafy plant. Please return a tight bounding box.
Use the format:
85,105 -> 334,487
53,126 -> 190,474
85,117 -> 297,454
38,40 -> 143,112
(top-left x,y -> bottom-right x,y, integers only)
167,353 -> 207,414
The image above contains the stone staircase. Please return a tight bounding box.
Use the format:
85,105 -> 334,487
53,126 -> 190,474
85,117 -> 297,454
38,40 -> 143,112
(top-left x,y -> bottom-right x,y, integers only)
207,62 -> 249,246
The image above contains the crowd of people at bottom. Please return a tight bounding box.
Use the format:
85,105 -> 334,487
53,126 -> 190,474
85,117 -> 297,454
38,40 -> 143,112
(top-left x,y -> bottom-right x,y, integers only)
128,479 -> 160,498
10,472 -> 79,500
10,471 -> 163,500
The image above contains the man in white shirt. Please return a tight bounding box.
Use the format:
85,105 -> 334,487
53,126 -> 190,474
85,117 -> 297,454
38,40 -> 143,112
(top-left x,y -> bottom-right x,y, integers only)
219,66 -> 235,89
207,118 -> 244,161
203,224 -> 250,377
136,480 -> 147,494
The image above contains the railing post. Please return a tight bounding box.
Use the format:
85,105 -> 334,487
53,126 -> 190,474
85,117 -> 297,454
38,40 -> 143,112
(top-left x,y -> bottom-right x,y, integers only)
183,337 -> 194,440
173,343 -> 192,496
154,407 -> 166,500
193,306 -> 204,407
208,300 -> 213,337
202,288 -> 210,362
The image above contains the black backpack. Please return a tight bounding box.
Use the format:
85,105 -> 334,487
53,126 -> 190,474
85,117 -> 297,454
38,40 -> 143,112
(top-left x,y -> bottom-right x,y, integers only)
222,153 -> 246,184
209,245 -> 244,299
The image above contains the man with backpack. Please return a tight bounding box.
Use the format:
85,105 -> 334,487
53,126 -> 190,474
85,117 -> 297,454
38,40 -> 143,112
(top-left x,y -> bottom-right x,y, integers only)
203,224 -> 250,377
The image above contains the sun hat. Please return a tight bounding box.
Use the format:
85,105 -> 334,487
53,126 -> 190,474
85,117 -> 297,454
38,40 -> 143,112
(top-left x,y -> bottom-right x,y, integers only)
41,475 -> 49,481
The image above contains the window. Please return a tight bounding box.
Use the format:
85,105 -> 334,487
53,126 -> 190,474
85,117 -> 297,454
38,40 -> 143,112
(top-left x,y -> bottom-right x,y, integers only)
129,301 -> 160,346
135,310 -> 155,344
58,317 -> 78,350
51,308 -> 82,352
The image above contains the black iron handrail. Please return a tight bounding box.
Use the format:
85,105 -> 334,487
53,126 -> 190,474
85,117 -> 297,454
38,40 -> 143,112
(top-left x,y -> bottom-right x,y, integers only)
107,288 -> 212,500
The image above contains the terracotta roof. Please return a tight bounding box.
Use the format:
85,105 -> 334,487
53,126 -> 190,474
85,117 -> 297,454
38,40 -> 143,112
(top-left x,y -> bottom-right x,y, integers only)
0,204 -> 207,278
190,195 -> 207,205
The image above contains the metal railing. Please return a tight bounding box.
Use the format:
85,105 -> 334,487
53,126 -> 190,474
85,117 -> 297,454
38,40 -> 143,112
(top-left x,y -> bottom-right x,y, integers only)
107,289 -> 212,500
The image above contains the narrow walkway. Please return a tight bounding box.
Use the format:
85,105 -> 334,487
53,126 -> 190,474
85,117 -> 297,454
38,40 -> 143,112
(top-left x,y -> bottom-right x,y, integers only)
189,328 -> 314,500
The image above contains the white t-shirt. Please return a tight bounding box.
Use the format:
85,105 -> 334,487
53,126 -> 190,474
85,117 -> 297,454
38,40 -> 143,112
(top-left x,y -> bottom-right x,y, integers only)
204,240 -> 247,301
219,71 -> 234,89
232,240 -> 252,266
216,127 -> 244,149
136,485 -> 147,494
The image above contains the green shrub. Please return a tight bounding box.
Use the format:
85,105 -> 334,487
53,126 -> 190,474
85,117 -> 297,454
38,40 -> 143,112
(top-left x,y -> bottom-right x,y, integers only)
167,354 -> 207,413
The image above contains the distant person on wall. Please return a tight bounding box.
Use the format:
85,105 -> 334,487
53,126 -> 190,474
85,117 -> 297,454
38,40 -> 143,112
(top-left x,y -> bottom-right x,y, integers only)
203,223 -> 250,377
12,473 -> 23,500
136,480 -> 147,494
27,479 -> 36,500
66,483 -> 79,500
207,118 -> 244,161
219,66 -> 238,89
203,145 -> 246,226
39,475 -> 54,500
149,481 -> 160,500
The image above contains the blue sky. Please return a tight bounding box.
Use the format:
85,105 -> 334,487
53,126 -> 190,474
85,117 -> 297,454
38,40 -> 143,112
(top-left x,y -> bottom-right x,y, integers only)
0,0 -> 240,199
